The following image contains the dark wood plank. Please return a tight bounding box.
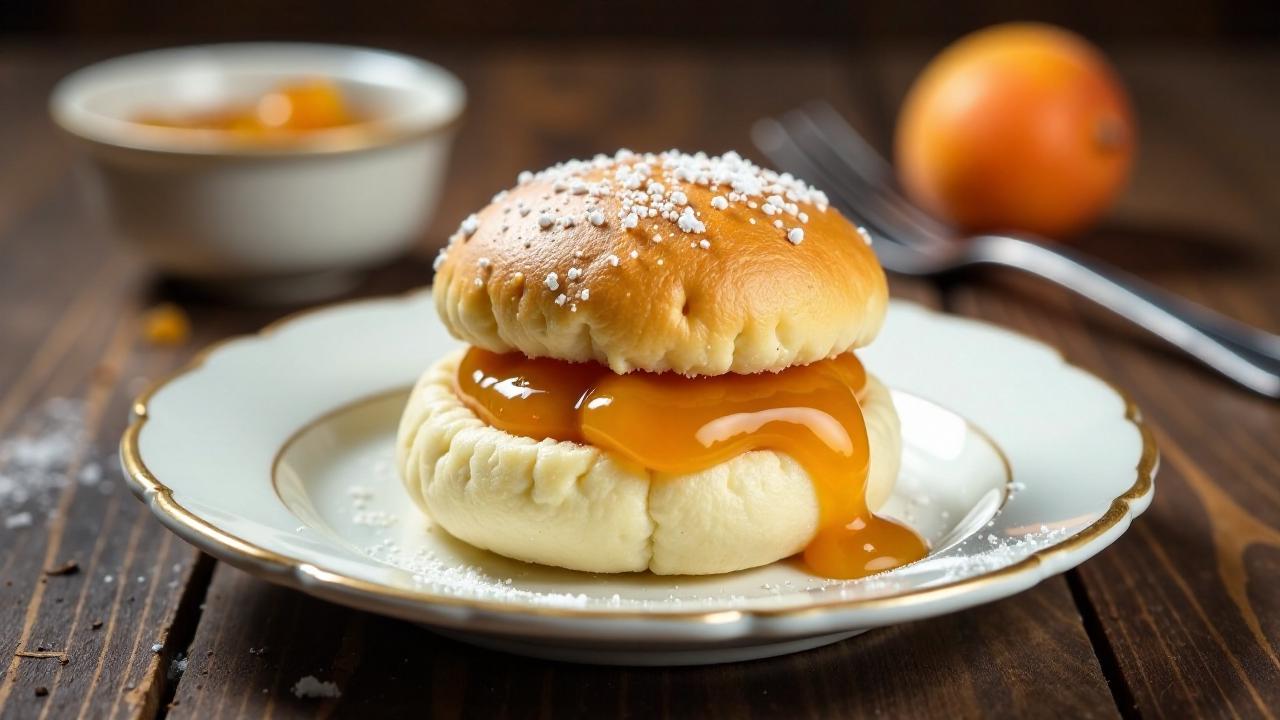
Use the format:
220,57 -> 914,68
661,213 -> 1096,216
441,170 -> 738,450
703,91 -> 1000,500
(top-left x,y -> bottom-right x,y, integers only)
945,255 -> 1280,720
1065,48 -> 1280,720
870,45 -> 1280,718
0,46 -> 284,719
0,54 -> 210,710
169,565 -> 1115,720
163,44 -> 1118,720
0,257 -> 210,719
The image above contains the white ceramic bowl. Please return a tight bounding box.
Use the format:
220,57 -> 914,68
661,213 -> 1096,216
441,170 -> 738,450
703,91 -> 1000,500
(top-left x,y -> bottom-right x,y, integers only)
51,43 -> 465,301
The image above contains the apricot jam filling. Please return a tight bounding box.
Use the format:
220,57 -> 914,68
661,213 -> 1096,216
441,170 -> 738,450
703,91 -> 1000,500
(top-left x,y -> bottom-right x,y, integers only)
454,347 -> 927,579
133,79 -> 360,136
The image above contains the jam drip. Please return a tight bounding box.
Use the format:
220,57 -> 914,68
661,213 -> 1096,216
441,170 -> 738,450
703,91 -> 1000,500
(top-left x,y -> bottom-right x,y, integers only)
455,347 -> 926,579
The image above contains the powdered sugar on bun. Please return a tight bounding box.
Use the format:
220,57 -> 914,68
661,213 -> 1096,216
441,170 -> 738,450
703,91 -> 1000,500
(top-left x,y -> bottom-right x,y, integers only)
432,150 -> 888,376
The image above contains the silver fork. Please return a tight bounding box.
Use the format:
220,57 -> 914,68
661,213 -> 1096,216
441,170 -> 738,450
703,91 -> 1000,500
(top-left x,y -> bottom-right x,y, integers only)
752,102 -> 1280,399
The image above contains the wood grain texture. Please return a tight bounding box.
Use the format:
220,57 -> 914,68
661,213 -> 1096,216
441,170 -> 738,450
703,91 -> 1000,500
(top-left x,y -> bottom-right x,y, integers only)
168,565 -> 1115,720
0,46 -> 425,718
869,46 -> 1280,719
0,38 -> 1276,720
0,75 -> 198,713
0,258 -> 202,720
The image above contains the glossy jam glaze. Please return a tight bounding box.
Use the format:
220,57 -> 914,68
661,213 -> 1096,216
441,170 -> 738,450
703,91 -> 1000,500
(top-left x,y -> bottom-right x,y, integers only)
455,347 -> 926,578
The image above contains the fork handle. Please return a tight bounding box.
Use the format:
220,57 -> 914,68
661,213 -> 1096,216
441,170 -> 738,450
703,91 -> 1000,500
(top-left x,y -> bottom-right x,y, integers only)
970,234 -> 1280,398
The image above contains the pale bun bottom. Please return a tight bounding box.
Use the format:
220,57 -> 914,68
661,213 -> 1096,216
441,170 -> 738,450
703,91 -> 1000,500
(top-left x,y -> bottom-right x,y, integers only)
396,350 -> 902,575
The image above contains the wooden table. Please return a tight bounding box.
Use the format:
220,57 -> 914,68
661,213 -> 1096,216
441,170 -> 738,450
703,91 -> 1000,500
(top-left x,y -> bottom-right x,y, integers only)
1,40 -> 1277,719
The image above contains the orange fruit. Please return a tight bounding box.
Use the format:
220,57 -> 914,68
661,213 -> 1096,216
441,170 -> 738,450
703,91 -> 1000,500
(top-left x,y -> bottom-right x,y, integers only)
895,23 -> 1135,238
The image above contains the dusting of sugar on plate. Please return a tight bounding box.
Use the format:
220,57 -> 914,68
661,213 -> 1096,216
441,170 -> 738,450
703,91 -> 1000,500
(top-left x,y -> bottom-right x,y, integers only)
292,675 -> 342,699
316,439 -> 1086,612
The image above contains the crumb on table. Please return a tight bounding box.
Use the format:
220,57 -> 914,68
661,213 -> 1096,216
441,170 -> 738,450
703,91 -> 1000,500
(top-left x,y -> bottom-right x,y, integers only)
141,303 -> 191,346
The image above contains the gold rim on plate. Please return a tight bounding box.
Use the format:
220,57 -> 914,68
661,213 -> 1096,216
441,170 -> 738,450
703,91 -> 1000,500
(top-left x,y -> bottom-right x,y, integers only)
119,290 -> 1158,624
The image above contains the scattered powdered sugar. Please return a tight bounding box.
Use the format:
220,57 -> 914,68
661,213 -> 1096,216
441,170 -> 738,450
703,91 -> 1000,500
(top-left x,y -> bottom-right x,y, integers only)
676,207 -> 705,233
1,399 -> 83,508
347,485 -> 374,509
292,675 -> 342,700
459,214 -> 480,237
352,510 -> 397,528
1,398 -> 117,532
437,150 -> 835,308
5,512 -> 33,529
903,525 -> 1077,583
167,654 -> 188,681
355,507 -> 1082,610
346,468 -> 400,527
341,444 -> 1082,611
79,462 -> 102,486
365,538 -> 596,608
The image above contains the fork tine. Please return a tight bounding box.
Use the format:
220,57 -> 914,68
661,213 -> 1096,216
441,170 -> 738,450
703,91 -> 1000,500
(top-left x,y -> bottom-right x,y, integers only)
783,111 -> 944,246
752,118 -> 941,276
752,117 -> 906,244
796,104 -> 955,243
773,111 -> 930,246
804,102 -> 898,188
803,102 -> 953,236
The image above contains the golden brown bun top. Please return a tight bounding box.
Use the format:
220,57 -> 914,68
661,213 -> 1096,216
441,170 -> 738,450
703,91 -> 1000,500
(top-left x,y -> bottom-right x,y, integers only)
432,150 -> 888,376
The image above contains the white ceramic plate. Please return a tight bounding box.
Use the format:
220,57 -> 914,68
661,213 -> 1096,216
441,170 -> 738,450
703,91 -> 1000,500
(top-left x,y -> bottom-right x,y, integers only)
121,291 -> 1156,665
